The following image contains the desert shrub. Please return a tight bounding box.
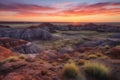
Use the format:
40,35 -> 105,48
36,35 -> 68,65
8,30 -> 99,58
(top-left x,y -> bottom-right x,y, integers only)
52,61 -> 58,66
83,62 -> 109,79
18,54 -> 25,59
104,45 -> 110,49
87,54 -> 98,59
96,52 -> 104,57
4,56 -> 18,62
77,59 -> 86,65
62,61 -> 85,80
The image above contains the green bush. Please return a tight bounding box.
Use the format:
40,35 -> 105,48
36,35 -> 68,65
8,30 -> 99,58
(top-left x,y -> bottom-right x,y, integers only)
83,62 -> 109,79
62,61 -> 85,80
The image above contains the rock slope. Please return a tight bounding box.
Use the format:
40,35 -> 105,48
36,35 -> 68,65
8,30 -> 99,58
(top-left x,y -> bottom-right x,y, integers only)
0,46 -> 14,60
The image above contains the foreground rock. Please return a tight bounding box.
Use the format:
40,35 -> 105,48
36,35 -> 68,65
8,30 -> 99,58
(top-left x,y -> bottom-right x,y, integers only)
0,59 -> 60,80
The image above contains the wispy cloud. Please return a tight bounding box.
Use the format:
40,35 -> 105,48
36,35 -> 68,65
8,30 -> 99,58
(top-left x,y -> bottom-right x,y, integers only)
0,2 -> 56,12
58,2 -> 120,16
0,2 -> 120,17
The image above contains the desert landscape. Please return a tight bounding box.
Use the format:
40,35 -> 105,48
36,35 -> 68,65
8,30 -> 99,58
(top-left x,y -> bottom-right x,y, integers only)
0,0 -> 120,80
0,23 -> 120,80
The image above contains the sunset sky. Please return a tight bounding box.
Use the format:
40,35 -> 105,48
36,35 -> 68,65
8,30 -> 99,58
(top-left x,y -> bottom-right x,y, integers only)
0,0 -> 120,22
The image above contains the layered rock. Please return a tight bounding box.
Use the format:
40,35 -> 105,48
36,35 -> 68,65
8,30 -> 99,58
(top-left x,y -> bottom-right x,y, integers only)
0,38 -> 41,54
0,46 -> 14,60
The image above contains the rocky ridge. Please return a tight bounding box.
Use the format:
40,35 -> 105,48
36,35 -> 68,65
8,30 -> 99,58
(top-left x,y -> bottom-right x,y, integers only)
0,25 -> 52,41
0,38 -> 41,54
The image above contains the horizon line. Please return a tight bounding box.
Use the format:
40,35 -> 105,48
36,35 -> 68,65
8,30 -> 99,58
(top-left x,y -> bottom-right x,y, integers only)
0,21 -> 120,23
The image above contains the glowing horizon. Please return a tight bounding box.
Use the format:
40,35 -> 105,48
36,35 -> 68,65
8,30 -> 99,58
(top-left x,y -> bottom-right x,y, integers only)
0,0 -> 120,22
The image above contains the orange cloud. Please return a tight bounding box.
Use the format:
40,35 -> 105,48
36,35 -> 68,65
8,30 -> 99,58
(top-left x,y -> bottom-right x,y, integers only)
58,2 -> 120,16
0,2 -> 120,22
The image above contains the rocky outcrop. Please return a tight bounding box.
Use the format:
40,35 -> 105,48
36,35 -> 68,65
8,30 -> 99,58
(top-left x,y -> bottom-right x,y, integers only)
13,42 -> 41,54
0,46 -> 14,60
0,38 -> 41,54
0,27 -> 52,41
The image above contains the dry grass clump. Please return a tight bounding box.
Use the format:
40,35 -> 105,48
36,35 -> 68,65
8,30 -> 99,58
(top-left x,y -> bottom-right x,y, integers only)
96,52 -> 104,57
77,59 -> 86,65
4,56 -> 18,62
87,54 -> 98,59
52,61 -> 58,66
18,54 -> 25,59
62,61 -> 85,80
83,62 -> 109,79
87,52 -> 109,59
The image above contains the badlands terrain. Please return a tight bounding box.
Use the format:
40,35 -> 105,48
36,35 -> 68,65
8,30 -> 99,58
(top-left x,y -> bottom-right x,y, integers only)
0,23 -> 120,80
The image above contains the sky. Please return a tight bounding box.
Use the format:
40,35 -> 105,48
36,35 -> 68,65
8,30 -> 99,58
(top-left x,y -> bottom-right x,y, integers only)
0,0 -> 120,22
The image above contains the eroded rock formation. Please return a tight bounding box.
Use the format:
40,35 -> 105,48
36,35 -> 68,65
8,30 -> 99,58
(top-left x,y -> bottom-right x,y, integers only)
0,27 -> 52,41
0,38 -> 41,54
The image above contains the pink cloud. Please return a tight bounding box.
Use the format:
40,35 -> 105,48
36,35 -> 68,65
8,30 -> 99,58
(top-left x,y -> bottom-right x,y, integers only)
0,2 -> 120,17
0,2 -> 56,12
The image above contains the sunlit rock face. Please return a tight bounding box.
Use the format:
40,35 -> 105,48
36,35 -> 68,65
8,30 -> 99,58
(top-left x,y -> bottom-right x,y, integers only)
0,27 -> 52,41
0,38 -> 41,54
0,45 -> 14,60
